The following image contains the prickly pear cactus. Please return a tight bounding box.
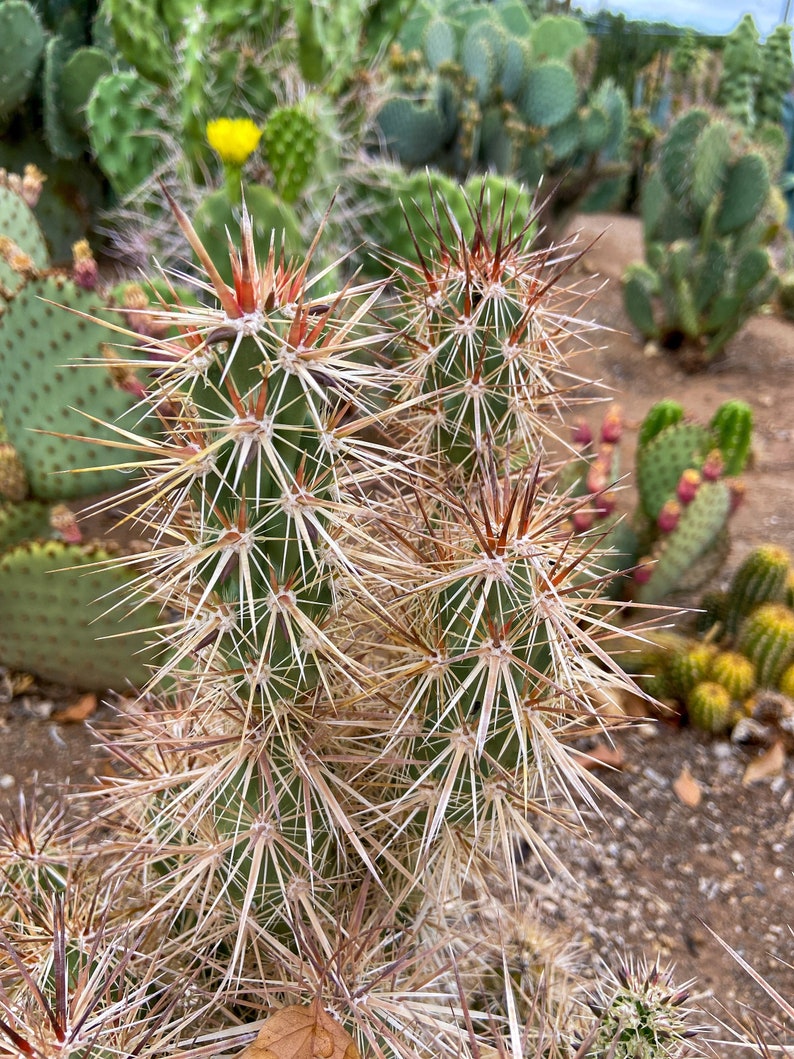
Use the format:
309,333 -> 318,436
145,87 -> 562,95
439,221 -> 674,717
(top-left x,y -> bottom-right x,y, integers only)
371,1 -> 628,237
0,272 -> 156,499
0,0 -> 46,123
0,171 -> 50,298
0,539 -> 160,690
629,401 -> 750,603
623,109 -> 778,367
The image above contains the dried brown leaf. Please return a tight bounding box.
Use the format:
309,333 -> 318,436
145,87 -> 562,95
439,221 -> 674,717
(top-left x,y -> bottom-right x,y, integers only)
237,1002 -> 361,1059
742,740 -> 786,785
52,693 -> 97,723
572,742 -> 624,771
672,766 -> 701,807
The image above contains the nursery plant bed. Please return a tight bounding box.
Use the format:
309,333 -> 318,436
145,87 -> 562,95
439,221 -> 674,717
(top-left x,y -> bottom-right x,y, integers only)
1,211 -> 793,1053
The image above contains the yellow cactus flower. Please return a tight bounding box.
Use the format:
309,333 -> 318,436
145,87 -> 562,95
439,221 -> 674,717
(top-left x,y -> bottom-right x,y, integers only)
206,117 -> 263,166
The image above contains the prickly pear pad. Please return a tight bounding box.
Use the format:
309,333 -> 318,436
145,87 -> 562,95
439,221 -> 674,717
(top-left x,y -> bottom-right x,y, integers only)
0,273 -> 154,499
0,539 -> 160,689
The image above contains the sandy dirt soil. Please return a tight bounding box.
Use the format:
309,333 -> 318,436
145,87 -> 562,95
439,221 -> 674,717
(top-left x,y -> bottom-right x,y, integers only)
1,212 -> 792,1053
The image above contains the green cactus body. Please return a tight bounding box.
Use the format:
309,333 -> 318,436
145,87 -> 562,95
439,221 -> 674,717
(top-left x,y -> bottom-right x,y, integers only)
43,35 -> 85,162
0,273 -> 155,499
0,500 -> 52,551
0,0 -> 45,120
637,400 -> 683,451
693,242 -> 729,314
778,662 -> 794,697
86,71 -> 167,197
104,0 -> 172,86
0,184 -> 50,298
709,401 -> 752,476
668,643 -> 716,700
724,544 -> 790,637
635,421 -> 712,520
659,108 -> 710,210
262,103 -> 319,205
622,264 -> 659,339
529,15 -> 587,61
376,96 -> 446,166
0,539 -> 160,689
687,680 -> 738,734
691,119 -> 731,214
518,60 -> 578,129
716,153 -> 769,235
194,186 -> 303,287
696,589 -> 729,636
57,45 -> 113,141
737,602 -> 794,687
635,481 -> 732,604
710,651 -> 756,699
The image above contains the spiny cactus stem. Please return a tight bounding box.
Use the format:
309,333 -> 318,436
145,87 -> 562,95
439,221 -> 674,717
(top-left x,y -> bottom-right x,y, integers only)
159,179 -> 241,319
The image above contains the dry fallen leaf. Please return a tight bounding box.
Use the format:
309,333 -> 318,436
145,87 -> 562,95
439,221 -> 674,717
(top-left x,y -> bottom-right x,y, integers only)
742,740 -> 786,785
672,766 -> 702,807
52,693 -> 97,723
237,1002 -> 361,1059
572,742 -> 625,771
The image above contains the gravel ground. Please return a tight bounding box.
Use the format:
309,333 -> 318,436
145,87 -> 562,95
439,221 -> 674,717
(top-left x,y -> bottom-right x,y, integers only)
520,721 -> 794,1055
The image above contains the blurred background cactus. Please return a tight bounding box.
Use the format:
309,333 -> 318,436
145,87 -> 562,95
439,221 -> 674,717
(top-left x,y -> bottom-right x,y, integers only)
367,0 -> 630,239
622,109 -> 781,368
563,398 -> 752,606
0,167 -> 163,688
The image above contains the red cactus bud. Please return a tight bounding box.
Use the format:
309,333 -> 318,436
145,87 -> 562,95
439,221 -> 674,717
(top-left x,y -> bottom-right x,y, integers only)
49,504 -> 82,544
572,508 -> 594,533
634,557 -> 654,584
571,418 -> 593,447
72,240 -> 98,290
657,498 -> 681,533
701,449 -> 724,481
594,490 -> 617,518
729,479 -> 746,512
676,468 -> 701,504
600,405 -> 623,443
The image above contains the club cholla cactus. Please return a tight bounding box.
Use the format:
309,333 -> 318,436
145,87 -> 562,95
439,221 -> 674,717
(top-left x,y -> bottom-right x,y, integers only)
0,183 -> 649,1058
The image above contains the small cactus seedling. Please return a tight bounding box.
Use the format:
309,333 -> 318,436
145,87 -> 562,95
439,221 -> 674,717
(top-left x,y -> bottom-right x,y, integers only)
586,959 -> 701,1059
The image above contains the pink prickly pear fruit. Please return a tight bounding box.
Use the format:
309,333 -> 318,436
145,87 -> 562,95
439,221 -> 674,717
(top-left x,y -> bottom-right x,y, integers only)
572,508 -> 594,533
634,557 -> 654,584
586,460 -> 610,495
657,499 -> 681,533
72,240 -> 98,290
571,418 -> 593,447
600,405 -> 623,444
701,449 -> 724,481
594,490 -> 617,518
676,468 -> 701,504
50,504 -> 82,544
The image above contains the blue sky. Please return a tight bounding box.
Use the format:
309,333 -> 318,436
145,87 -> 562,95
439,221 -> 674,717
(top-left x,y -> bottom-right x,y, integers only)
575,0 -> 787,36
